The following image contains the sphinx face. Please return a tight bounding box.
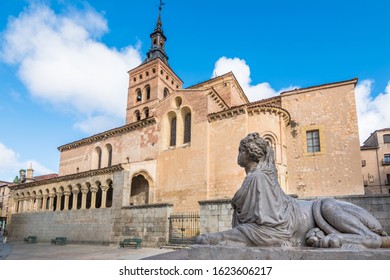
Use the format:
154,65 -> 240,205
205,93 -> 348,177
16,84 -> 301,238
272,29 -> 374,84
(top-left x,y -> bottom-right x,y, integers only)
237,145 -> 249,168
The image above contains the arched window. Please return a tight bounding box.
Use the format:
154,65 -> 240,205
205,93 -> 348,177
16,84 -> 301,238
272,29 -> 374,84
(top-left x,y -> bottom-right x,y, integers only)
136,89 -> 142,102
184,112 -> 191,144
170,117 -> 177,146
164,87 -> 169,98
144,108 -> 149,119
134,110 -> 141,122
145,85 -> 151,100
105,144 -> 113,167
93,147 -> 102,169
264,136 -> 277,160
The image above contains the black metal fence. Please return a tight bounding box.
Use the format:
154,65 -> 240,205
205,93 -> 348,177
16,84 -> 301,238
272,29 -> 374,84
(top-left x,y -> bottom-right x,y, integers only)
168,212 -> 200,245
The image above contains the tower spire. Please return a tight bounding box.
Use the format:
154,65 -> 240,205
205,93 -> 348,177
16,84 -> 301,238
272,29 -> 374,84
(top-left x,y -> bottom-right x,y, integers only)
143,0 -> 169,65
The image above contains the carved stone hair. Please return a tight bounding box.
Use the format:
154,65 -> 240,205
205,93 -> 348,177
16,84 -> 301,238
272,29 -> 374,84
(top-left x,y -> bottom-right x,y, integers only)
240,132 -> 269,163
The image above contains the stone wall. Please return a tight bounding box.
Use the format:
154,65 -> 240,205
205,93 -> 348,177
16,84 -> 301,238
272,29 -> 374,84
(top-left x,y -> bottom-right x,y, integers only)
199,195 -> 390,235
119,203 -> 173,247
8,208 -> 112,245
199,199 -> 234,234
281,80 -> 364,197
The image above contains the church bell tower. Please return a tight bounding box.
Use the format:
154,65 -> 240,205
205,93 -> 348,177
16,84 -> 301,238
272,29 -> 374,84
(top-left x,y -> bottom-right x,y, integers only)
125,2 -> 183,124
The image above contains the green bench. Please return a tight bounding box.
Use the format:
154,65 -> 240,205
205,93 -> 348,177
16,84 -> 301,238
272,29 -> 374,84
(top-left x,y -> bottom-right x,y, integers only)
51,237 -> 67,245
119,238 -> 142,249
24,236 -> 37,244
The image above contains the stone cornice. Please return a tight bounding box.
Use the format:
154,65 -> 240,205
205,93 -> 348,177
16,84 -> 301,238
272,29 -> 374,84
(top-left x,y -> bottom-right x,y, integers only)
208,103 -> 290,125
247,105 -> 291,125
58,118 -> 156,152
208,106 -> 247,122
280,78 -> 358,96
11,165 -> 123,190
122,202 -> 173,209
208,87 -> 229,110
198,199 -> 232,205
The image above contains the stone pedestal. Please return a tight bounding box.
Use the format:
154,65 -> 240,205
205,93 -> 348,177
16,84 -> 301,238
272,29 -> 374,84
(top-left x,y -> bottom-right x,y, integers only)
189,245 -> 390,260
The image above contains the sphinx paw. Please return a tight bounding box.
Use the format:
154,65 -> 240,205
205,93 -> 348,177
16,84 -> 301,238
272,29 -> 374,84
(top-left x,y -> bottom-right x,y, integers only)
305,228 -> 325,247
319,233 -> 342,248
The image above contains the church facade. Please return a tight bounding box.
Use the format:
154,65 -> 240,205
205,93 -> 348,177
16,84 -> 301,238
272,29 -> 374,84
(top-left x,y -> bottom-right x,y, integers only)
6,9 -> 363,245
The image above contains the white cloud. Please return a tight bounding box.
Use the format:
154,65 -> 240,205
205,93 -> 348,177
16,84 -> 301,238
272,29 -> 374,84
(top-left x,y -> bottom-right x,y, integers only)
0,142 -> 53,182
212,56 -> 298,101
0,3 -> 142,134
355,80 -> 390,143
74,115 -> 122,135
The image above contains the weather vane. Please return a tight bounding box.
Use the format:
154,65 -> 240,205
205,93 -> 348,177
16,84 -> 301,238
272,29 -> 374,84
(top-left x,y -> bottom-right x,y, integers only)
159,0 -> 165,11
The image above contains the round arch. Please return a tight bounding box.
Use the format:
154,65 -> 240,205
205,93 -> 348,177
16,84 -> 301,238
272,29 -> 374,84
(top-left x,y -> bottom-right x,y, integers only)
92,146 -> 102,169
261,132 -> 278,162
129,170 -> 155,206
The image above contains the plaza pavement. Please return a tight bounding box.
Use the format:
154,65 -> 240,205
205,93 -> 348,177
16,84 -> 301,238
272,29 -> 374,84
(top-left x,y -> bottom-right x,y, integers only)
0,237 -> 189,260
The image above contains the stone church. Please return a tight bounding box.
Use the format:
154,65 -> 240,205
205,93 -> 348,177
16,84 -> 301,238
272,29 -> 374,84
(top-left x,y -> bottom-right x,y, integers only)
7,8 -> 363,246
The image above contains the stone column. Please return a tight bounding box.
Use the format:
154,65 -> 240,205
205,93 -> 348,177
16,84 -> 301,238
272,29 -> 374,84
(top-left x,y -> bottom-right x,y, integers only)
72,188 -> 79,210
100,185 -> 109,208
90,186 -> 98,209
21,199 -> 26,212
29,196 -> 36,212
42,195 -> 48,211
15,198 -> 22,213
63,191 -> 71,210
48,193 -> 55,211
36,195 -> 42,211
23,198 -> 28,212
56,192 -> 63,211
81,187 -> 89,210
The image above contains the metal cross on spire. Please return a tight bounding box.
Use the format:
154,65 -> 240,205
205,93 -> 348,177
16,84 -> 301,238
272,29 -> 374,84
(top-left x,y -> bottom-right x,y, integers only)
159,0 -> 165,12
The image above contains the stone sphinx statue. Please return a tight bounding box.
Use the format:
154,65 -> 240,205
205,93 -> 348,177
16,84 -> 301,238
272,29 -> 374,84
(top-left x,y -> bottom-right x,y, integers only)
196,132 -> 390,249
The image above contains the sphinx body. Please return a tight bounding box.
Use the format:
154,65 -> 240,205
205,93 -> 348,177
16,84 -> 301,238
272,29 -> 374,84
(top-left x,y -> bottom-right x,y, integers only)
196,133 -> 389,249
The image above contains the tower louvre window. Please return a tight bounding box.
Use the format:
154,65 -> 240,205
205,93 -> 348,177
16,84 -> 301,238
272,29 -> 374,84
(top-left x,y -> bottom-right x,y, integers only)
146,85 -> 151,100
164,88 -> 169,98
144,108 -> 149,118
135,111 -> 141,122
136,89 -> 142,102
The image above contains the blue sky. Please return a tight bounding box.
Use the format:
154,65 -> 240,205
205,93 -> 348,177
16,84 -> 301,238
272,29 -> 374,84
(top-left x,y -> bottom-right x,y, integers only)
0,0 -> 389,181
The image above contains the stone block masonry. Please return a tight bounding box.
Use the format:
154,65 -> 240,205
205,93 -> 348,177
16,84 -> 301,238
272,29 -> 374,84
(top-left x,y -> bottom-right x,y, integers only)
8,208 -> 112,245
199,195 -> 390,235
120,203 -> 173,247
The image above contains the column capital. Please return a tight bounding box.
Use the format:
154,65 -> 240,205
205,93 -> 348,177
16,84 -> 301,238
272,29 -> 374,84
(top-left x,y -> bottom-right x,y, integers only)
81,188 -> 89,194
90,186 -> 99,193
63,190 -> 71,196
72,188 -> 80,194
100,185 -> 109,191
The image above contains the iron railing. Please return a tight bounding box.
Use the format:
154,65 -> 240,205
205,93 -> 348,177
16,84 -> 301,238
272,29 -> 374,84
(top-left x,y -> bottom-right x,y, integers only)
168,212 -> 200,245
